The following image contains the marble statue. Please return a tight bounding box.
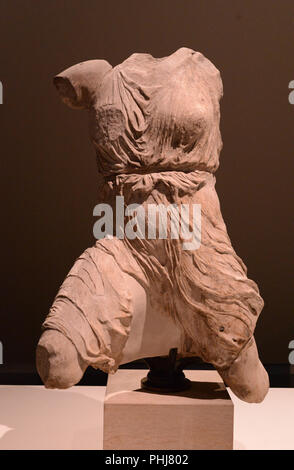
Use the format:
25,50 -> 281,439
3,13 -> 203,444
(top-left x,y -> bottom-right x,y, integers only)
36,48 -> 269,403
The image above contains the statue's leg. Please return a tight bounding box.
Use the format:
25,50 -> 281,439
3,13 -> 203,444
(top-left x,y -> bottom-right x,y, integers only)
36,329 -> 88,389
216,337 -> 269,403
36,244 -> 135,389
36,236 -> 183,389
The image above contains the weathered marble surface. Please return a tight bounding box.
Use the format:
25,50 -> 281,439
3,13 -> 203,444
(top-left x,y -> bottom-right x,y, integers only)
36,48 -> 269,403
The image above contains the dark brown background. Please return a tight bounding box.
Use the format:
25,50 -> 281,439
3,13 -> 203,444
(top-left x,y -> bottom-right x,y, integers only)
0,0 -> 293,371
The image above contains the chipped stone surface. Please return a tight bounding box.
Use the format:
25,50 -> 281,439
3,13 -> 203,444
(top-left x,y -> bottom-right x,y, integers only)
36,48 -> 269,403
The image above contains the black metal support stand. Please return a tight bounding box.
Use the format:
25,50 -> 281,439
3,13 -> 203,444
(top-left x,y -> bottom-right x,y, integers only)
141,348 -> 194,392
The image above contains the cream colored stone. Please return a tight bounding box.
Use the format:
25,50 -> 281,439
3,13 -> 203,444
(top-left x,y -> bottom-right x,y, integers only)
103,369 -> 233,450
36,48 -> 269,404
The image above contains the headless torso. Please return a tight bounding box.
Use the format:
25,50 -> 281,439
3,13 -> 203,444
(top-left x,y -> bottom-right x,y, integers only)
37,48 -> 269,403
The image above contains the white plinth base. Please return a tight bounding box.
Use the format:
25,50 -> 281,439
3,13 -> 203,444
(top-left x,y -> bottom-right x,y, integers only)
103,369 -> 233,450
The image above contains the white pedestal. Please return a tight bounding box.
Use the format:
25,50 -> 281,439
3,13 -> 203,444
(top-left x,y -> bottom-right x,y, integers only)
103,369 -> 234,450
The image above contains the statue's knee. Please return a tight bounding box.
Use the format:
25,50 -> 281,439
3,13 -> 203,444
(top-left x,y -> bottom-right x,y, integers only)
36,329 -> 87,389
217,338 -> 269,403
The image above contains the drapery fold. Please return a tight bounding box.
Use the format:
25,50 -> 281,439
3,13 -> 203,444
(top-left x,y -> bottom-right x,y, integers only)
43,48 -> 264,372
